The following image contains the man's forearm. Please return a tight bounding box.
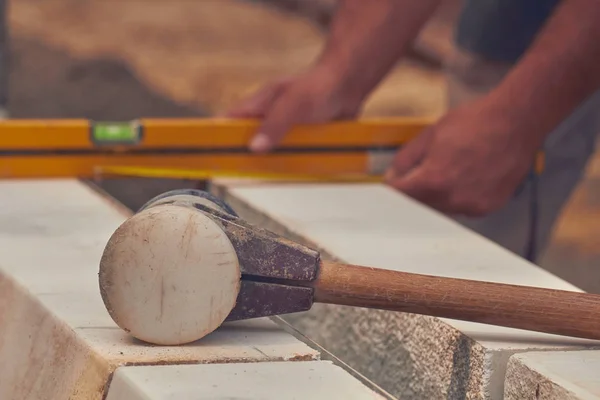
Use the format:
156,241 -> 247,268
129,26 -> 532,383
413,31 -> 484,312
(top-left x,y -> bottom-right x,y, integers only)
315,0 -> 441,104
488,0 -> 600,150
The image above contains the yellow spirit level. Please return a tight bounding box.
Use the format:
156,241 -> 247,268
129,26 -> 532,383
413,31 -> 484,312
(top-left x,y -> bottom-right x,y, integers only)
0,117 -> 544,180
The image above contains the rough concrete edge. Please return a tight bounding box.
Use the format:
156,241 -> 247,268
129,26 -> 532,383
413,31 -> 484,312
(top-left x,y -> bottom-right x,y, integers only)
503,354 -> 582,400
209,180 -> 600,400
0,270 -> 115,400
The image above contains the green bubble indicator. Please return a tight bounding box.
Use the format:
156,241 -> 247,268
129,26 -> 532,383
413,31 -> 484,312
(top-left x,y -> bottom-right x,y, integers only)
90,120 -> 142,145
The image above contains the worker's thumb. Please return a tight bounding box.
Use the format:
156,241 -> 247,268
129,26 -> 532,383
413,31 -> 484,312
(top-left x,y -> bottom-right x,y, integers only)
388,165 -> 436,205
384,128 -> 433,182
248,90 -> 308,153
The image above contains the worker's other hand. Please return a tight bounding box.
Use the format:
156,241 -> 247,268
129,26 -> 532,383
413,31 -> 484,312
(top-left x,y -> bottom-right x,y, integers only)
384,99 -> 540,217
224,68 -> 362,152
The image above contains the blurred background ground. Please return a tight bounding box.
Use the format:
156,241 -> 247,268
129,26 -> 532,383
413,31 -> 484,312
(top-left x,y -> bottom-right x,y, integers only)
6,0 -> 600,291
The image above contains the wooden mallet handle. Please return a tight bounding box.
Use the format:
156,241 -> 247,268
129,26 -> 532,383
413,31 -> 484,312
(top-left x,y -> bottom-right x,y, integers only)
311,261 -> 600,340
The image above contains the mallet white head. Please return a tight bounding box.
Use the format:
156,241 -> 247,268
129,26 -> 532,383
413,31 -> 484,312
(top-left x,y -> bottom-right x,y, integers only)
99,204 -> 241,345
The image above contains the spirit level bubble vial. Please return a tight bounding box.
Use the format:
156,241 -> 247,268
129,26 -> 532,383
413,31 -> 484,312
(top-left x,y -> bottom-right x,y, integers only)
90,120 -> 143,146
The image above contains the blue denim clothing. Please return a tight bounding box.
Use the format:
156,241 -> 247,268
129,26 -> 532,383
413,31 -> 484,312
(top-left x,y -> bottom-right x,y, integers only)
455,0 -> 561,63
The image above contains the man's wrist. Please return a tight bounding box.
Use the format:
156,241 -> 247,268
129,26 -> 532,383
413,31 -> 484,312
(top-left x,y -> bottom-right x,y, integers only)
478,89 -> 549,155
310,60 -> 370,114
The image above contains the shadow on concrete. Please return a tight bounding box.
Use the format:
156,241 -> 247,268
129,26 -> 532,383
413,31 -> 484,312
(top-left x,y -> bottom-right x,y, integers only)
8,36 -> 207,209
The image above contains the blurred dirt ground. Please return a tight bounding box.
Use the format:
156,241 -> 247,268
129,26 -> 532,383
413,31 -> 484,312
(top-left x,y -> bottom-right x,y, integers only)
7,0 -> 600,291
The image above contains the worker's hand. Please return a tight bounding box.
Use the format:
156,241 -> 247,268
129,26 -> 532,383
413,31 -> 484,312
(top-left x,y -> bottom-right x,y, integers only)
224,68 -> 362,152
384,99 -> 540,217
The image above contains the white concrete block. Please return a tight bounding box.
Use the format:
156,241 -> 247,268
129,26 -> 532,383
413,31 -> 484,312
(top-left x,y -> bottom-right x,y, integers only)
504,351 -> 600,400
0,180 -> 319,399
212,181 -> 599,399
105,361 -> 388,399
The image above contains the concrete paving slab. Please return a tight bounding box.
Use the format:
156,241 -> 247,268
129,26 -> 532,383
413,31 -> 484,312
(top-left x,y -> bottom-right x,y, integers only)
505,351 -> 600,400
105,360 -> 387,400
211,180 -> 600,399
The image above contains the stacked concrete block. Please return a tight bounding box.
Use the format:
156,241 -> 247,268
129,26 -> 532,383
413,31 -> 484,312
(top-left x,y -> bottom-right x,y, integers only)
211,180 -> 600,400
504,351 -> 600,399
0,179 -> 389,399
